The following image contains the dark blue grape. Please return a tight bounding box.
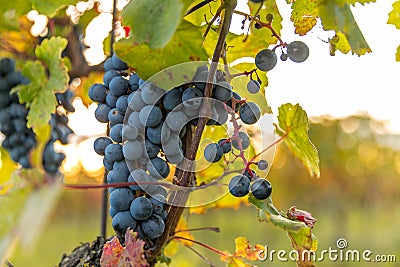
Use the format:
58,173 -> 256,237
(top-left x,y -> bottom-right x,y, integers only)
141,214 -> 165,239
182,87 -> 203,110
110,123 -> 123,143
218,139 -> 232,154
113,160 -> 130,177
108,108 -> 124,125
116,95 -> 128,113
147,157 -> 170,179
228,175 -> 250,197
109,76 -> 129,97
251,178 -> 272,200
129,73 -> 140,91
214,81 -> 233,102
111,53 -> 128,70
105,143 -> 124,162
88,83 -> 107,103
109,187 -> 134,211
145,139 -> 160,159
239,102 -> 261,125
95,104 -> 111,123
104,57 -> 117,71
204,143 -> 223,163
94,136 -> 113,155
257,159 -> 268,170
232,132 -> 250,150
130,196 -> 153,221
163,88 -> 182,111
112,211 -> 137,233
107,169 -> 129,184
106,93 -> 118,108
139,105 -> 162,127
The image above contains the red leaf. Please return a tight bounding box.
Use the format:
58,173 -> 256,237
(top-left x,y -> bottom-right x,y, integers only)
287,206 -> 317,228
100,236 -> 124,267
100,229 -> 149,267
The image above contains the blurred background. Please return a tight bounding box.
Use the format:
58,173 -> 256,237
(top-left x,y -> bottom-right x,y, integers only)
1,0 -> 400,266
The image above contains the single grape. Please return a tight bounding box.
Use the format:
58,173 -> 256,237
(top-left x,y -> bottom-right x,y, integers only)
94,104 -> 111,123
94,136 -> 113,155
141,214 -> 165,239
122,125 -> 139,141
247,79 -> 260,94
255,49 -> 277,71
106,93 -> 118,108
127,111 -> 145,132
88,83 -> 107,103
163,88 -> 182,111
103,156 -> 114,171
218,139 -> 232,154
229,175 -> 250,197
165,111 -> 188,132
109,187 -> 134,211
145,139 -> 160,159
103,70 -> 120,87
107,169 -> 129,184
0,58 -> 15,75
128,169 -> 150,191
123,140 -> 144,160
111,53 -> 128,70
251,178 -> 272,200
162,134 -> 182,156
129,73 -> 140,91
192,70 -> 216,91
257,159 -> 269,170
214,81 -> 233,102
139,105 -> 163,127
104,58 -> 117,71
280,53 -> 288,61
105,143 -> 124,162
182,87 -> 203,110
112,211 -> 137,233
109,76 -> 129,97
204,143 -> 224,163
147,157 -> 170,179
113,160 -> 130,177
127,90 -> 146,111
147,123 -> 170,145
130,196 -> 153,221
239,102 -> 261,125
243,168 -> 256,181
110,123 -> 123,143
116,95 -> 128,114
287,41 -> 309,63
232,132 -> 250,150
150,194 -> 166,216
141,83 -> 165,105
108,108 -> 124,125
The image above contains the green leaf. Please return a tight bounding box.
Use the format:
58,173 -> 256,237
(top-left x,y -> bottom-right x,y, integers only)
35,37 -> 69,92
276,103 -> 320,177
0,1 -> 32,31
31,0 -> 80,18
329,31 -> 351,55
122,0 -> 193,49
318,1 -> 371,56
12,37 -> 69,135
115,20 -> 208,80
226,1 -> 282,63
396,45 -> 400,61
290,0 -> 319,35
388,0 -> 400,29
184,0 -> 221,26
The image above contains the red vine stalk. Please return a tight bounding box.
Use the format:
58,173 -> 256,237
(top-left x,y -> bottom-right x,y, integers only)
171,236 -> 231,258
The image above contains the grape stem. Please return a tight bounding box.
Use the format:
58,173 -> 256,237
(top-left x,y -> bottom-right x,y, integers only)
148,1 -> 238,264
170,236 -> 231,258
232,10 -> 285,47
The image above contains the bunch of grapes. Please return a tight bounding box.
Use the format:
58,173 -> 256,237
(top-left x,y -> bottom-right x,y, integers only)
0,57 -> 74,175
255,41 -> 309,71
91,53 -> 276,242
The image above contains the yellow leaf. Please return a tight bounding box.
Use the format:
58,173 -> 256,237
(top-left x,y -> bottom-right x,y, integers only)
290,0 -> 319,35
0,149 -> 17,195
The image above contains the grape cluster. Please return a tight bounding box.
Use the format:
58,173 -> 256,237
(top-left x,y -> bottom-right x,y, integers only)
255,41 -> 309,71
91,53 -> 169,241
0,58 -> 74,175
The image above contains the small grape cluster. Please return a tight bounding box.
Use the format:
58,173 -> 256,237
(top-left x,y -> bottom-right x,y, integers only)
255,41 -> 309,71
0,58 -> 74,175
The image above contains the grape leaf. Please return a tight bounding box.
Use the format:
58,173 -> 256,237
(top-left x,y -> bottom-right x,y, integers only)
0,0 -> 32,31
115,20 -> 208,80
388,0 -> 400,29
329,32 -> 351,55
221,236 -> 264,267
0,148 -> 17,195
12,37 -> 69,134
290,0 -> 319,35
31,0 -> 80,18
276,103 -> 320,177
100,229 -> 149,267
396,45 -> 400,61
122,0 -> 193,49
184,0 -> 221,26
318,1 -> 371,56
249,197 -> 318,267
